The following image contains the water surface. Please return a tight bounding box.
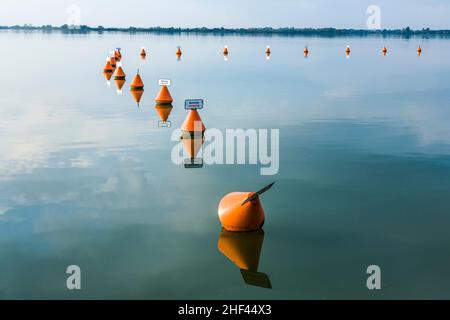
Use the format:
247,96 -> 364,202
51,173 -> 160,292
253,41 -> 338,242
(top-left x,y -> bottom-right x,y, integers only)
1,31 -> 450,299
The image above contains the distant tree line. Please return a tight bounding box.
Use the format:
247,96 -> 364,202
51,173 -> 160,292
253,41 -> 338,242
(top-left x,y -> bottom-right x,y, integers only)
1,24 -> 449,38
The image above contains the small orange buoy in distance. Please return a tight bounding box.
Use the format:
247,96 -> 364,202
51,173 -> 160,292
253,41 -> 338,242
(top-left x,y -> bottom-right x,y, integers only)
382,46 -> 388,56
140,47 -> 146,59
417,46 -> 422,56
304,46 -> 309,58
103,60 -> 114,73
130,69 -> 144,91
218,182 -> 275,232
109,55 -> 117,68
265,46 -> 271,59
114,48 -> 121,61
114,63 -> 126,80
176,46 -> 182,60
223,45 -> 229,55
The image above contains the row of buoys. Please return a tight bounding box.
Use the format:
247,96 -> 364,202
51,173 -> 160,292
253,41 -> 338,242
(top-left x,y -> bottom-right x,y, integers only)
107,45 -> 425,69
102,49 -> 276,287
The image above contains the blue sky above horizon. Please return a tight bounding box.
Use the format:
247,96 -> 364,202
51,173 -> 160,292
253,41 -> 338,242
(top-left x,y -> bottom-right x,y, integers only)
1,0 -> 449,29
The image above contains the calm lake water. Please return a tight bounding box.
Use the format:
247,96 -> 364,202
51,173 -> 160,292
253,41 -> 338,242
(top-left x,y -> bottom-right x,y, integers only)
1,31 -> 450,299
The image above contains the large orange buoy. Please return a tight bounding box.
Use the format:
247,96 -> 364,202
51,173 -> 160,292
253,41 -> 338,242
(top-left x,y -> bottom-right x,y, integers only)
345,45 -> 351,54
223,45 -> 229,55
113,63 -> 126,80
218,229 -> 272,288
218,182 -> 275,232
155,104 -> 173,127
382,46 -> 388,55
155,85 -> 173,105
304,46 -> 309,58
103,60 -> 114,73
130,70 -> 144,90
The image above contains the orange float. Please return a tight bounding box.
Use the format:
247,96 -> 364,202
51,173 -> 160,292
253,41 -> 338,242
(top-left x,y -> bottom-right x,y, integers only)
218,182 -> 275,232
140,47 -> 146,58
114,48 -> 121,61
218,229 -> 272,288
181,103 -> 206,168
155,104 -> 173,127
345,45 -> 351,54
103,60 -> 114,73
304,46 -> 309,57
223,45 -> 229,55
109,56 -> 117,68
155,85 -> 173,105
176,46 -> 182,59
130,70 -> 144,90
417,46 -> 422,55
113,63 -> 126,80
382,46 -> 388,55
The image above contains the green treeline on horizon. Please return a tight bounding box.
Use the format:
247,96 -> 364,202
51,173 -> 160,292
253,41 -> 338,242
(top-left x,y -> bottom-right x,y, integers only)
1,24 -> 450,37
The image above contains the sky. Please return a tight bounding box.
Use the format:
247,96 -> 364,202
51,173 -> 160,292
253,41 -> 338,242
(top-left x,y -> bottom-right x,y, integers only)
0,0 -> 449,29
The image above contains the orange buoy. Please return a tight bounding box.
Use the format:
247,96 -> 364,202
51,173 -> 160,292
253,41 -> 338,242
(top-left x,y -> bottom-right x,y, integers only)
181,103 -> 206,168
130,70 -> 144,91
114,48 -> 121,61
176,46 -> 182,58
103,60 -> 114,73
223,46 -> 229,55
417,46 -> 422,55
265,45 -> 271,54
130,89 -> 144,106
113,63 -> 126,80
140,47 -> 146,58
345,45 -> 351,54
109,56 -> 117,68
155,85 -> 173,105
218,182 -> 275,232
382,46 -> 388,55
181,109 -> 205,133
304,46 -> 309,57
155,104 -> 173,127
218,229 -> 272,288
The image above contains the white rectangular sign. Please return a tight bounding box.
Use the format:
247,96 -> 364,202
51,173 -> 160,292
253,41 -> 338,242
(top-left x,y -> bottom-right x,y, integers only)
184,99 -> 204,110
158,79 -> 171,86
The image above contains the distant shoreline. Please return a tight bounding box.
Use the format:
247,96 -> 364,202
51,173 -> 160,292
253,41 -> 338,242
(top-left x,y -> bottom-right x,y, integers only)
1,25 -> 450,38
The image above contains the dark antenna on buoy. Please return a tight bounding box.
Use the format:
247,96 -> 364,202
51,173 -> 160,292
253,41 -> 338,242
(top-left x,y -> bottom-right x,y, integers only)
241,182 -> 275,206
